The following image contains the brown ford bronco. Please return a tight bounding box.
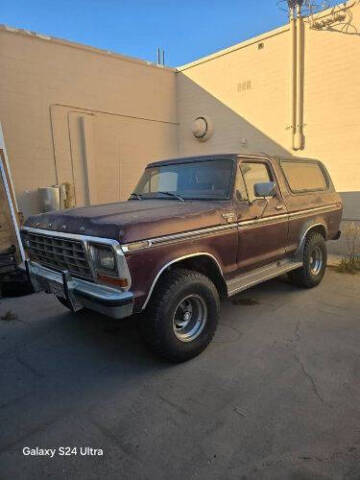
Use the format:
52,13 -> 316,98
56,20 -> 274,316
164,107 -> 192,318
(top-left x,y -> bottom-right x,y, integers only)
21,154 -> 342,362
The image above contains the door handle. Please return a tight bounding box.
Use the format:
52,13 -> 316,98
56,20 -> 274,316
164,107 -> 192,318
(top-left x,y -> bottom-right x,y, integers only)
275,205 -> 285,210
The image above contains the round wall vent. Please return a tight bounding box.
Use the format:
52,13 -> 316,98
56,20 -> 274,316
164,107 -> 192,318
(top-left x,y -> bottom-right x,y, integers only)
191,115 -> 213,142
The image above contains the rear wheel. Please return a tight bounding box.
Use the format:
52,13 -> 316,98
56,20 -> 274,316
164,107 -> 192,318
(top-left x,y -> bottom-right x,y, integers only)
140,268 -> 220,362
288,232 -> 327,288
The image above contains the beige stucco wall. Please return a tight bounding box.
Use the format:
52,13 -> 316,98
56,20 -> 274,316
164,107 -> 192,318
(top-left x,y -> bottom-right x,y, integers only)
1,1 -> 359,226
176,0 -> 360,221
0,27 -> 178,217
177,25 -> 292,158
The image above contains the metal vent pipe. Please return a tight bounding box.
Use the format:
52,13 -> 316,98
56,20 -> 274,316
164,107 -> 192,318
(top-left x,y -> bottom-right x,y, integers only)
288,0 -> 305,150
294,2 -> 305,150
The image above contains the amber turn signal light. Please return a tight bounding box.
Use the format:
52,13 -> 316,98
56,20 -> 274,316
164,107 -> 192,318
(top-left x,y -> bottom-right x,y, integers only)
97,274 -> 128,288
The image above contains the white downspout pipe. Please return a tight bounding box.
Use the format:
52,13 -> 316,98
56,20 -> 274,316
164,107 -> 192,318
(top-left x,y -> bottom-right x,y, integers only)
294,3 -> 305,150
289,5 -> 297,150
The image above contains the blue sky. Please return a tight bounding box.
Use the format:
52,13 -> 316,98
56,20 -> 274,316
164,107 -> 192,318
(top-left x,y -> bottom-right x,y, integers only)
1,0 -> 344,67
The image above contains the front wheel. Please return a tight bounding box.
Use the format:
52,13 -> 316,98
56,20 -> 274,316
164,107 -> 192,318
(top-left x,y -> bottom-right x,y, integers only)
140,268 -> 220,362
288,232 -> 327,288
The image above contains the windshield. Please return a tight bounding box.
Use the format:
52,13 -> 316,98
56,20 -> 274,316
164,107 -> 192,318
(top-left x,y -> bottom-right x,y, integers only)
133,159 -> 234,200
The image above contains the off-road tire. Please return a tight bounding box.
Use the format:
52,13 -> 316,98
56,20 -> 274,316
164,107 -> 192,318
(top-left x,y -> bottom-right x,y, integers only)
140,268 -> 220,362
288,232 -> 327,288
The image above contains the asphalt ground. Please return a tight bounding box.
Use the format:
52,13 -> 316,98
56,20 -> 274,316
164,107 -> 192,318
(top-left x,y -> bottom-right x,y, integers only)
0,268 -> 359,479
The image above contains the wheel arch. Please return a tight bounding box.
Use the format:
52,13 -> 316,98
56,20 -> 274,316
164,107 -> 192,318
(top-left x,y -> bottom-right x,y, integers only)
295,221 -> 327,260
142,253 -> 226,310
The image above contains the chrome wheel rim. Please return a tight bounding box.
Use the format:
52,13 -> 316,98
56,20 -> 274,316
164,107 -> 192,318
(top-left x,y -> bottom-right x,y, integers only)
309,246 -> 323,276
173,294 -> 207,342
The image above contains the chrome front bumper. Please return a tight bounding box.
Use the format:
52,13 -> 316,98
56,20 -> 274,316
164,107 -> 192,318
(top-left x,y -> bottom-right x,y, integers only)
23,260 -> 134,319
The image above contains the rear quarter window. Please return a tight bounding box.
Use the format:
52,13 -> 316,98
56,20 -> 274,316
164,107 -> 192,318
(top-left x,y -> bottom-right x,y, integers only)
281,161 -> 328,193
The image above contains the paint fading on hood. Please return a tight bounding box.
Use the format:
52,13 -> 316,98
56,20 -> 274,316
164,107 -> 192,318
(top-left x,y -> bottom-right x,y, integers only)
24,199 -> 233,243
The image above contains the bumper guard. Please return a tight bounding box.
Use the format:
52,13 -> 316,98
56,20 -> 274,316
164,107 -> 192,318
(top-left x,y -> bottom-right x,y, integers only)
23,260 -> 134,319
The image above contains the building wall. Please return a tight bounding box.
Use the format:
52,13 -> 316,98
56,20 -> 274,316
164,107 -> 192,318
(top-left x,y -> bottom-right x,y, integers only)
0,27 -> 178,217
177,25 -> 292,158
1,2 -> 359,228
176,0 -> 360,222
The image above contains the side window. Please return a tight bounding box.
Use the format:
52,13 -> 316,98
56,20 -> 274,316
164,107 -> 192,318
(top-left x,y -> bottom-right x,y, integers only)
240,162 -> 272,202
281,161 -> 328,193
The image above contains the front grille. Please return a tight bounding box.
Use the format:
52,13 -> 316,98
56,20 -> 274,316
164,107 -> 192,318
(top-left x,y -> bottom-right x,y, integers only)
25,231 -> 93,280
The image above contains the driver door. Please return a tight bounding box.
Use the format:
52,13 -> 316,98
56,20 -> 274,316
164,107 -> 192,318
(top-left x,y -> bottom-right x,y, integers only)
234,158 -> 288,271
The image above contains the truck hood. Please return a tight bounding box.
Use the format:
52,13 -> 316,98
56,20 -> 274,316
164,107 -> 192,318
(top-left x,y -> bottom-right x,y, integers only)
24,200 -> 233,244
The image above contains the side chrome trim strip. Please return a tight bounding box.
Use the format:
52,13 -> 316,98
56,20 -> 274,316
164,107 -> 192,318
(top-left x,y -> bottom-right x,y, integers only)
288,203 -> 340,219
123,203 -> 341,252
238,204 -> 340,228
238,213 -> 288,227
141,252 -> 223,310
122,223 -> 237,253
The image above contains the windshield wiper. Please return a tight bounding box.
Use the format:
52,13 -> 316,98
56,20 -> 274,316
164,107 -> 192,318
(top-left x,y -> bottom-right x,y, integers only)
156,191 -> 185,202
129,193 -> 143,200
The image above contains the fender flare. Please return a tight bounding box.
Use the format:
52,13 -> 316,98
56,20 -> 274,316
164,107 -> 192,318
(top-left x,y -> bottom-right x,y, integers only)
295,221 -> 328,261
141,252 -> 224,310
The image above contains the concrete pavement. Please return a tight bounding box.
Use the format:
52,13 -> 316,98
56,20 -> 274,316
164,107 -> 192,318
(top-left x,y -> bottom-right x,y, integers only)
0,269 -> 359,479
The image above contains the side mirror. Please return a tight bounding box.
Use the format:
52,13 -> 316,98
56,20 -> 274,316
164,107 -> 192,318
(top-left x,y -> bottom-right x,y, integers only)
254,182 -> 276,198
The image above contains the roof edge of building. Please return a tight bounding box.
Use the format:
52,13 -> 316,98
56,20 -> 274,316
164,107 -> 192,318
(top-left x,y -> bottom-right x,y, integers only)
176,23 -> 290,72
176,0 -> 356,72
0,24 -> 176,72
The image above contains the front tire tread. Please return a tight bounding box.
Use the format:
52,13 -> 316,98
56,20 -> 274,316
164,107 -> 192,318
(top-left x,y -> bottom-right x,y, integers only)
141,268 -> 219,362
